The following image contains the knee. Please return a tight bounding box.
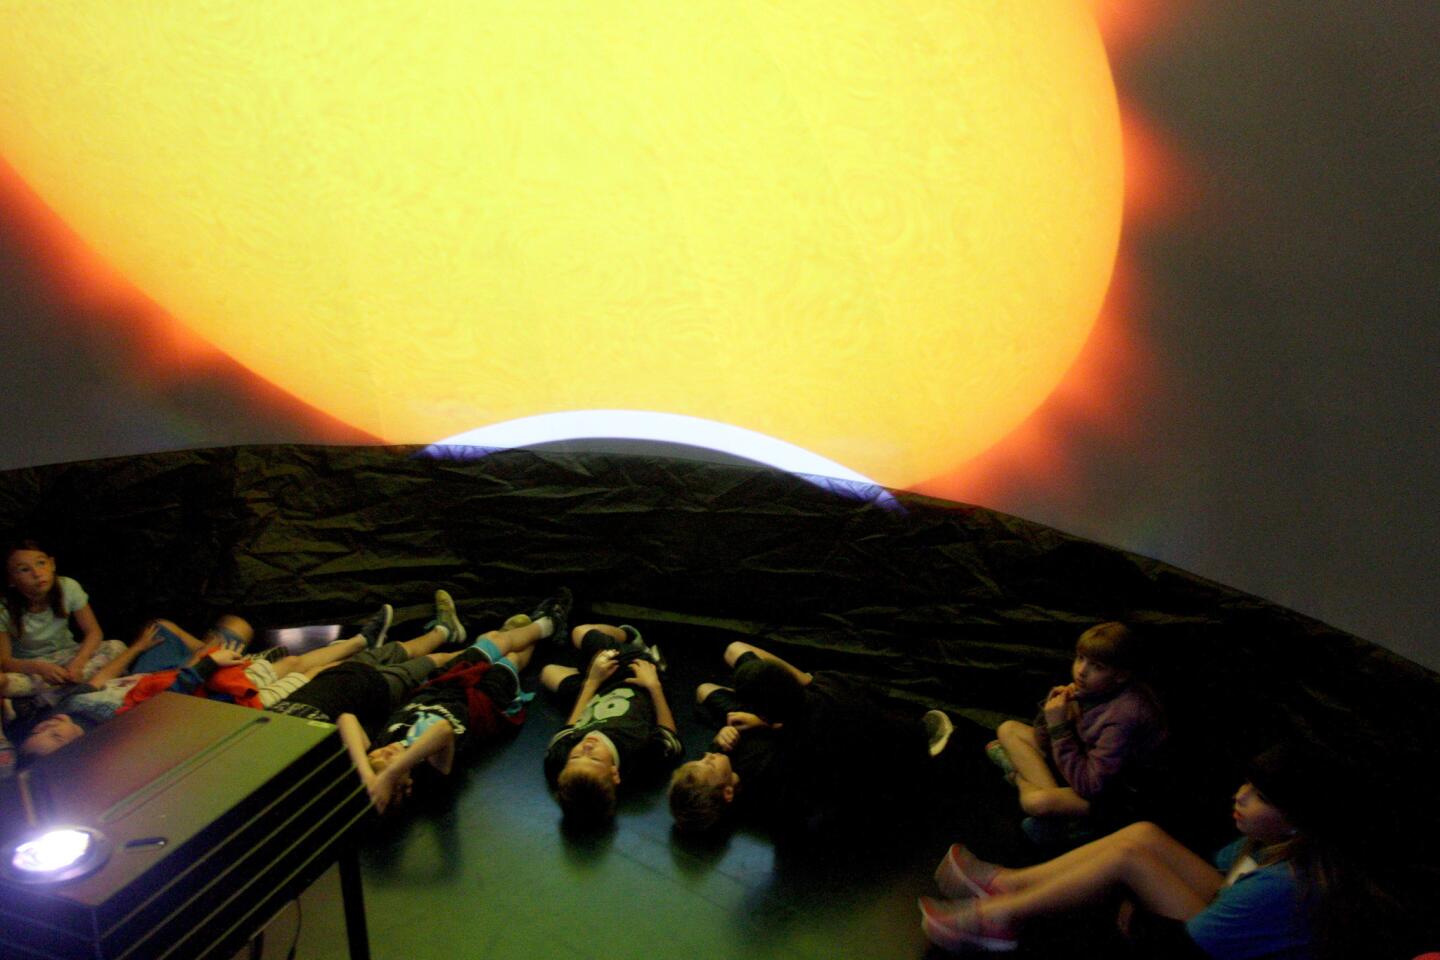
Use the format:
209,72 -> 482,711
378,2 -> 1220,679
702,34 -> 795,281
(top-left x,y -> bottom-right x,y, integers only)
723,642 -> 752,666
696,682 -> 720,704
570,624 -> 601,647
996,719 -> 1030,748
1020,789 -> 1063,817
540,664 -> 570,691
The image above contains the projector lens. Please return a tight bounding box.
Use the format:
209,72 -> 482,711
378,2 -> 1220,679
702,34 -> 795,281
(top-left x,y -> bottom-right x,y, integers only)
12,829 -> 92,873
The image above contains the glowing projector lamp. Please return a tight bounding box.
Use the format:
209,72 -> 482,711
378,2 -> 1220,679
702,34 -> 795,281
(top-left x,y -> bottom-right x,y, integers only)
5,827 -> 109,884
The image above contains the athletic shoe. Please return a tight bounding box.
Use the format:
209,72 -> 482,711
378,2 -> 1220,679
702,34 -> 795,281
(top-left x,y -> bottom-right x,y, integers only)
985,739 -> 1017,783
919,897 -> 1017,953
934,844 -> 999,900
923,709 -> 954,757
501,612 -> 532,631
531,588 -> 572,645
358,604 -> 393,648
429,590 -> 466,645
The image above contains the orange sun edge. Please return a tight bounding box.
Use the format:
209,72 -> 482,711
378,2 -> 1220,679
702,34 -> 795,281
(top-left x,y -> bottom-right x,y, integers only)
913,1 -> 1191,506
0,156 -> 380,442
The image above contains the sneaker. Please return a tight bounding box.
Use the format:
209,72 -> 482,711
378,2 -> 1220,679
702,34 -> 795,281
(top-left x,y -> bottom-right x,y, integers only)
530,588 -> 573,645
428,590 -> 466,645
357,604 -> 393,648
985,739 -> 1016,783
923,709 -> 954,757
918,897 -> 1017,953
501,612 -> 533,631
934,844 -> 999,900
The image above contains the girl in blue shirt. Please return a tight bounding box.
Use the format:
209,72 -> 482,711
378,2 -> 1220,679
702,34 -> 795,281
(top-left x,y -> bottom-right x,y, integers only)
921,743 -> 1340,959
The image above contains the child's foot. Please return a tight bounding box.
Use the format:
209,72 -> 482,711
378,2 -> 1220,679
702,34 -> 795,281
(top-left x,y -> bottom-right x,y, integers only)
531,588 -> 573,644
985,739 -> 1016,783
918,897 -> 1017,953
428,590 -> 466,645
934,844 -> 1000,899
357,604 -> 393,648
923,709 -> 954,757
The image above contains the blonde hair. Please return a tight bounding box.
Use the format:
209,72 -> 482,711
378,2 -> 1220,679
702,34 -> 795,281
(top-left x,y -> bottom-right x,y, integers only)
1075,622 -> 1142,672
668,762 -> 732,834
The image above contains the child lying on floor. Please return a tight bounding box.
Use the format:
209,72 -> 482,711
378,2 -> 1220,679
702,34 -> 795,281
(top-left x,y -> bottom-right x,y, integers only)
668,641 -> 952,835
337,595 -> 568,812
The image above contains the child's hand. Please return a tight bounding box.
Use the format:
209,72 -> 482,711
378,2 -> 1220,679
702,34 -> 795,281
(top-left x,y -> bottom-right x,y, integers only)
368,765 -> 413,814
726,711 -> 773,732
29,661 -> 70,685
713,726 -> 741,752
586,649 -> 620,683
63,656 -> 89,683
625,659 -> 660,690
209,649 -> 246,667
1042,684 -> 1075,723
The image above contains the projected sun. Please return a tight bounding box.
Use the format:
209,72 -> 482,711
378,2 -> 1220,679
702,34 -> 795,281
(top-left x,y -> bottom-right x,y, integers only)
0,2 -> 1122,488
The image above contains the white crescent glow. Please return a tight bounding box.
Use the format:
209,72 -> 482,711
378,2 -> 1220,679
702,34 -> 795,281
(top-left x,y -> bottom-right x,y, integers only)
430,410 -> 898,505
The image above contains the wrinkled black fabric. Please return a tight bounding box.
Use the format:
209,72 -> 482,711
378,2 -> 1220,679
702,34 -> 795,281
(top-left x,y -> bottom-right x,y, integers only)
2,444 -> 1436,868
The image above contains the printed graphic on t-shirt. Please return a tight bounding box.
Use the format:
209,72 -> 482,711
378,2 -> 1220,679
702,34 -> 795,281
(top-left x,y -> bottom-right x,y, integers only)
573,687 -> 637,730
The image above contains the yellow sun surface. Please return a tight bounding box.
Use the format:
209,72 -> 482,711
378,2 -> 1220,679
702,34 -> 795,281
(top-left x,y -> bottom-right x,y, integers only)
0,1 -> 1122,487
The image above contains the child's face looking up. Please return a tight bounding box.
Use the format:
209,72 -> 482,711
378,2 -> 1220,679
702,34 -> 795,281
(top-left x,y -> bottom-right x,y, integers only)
7,549 -> 56,603
22,714 -> 85,757
1071,653 -> 1128,697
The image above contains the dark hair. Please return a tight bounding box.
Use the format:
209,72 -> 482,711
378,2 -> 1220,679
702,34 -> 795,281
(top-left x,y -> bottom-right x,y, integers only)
4,539 -> 65,642
1242,742 -> 1385,960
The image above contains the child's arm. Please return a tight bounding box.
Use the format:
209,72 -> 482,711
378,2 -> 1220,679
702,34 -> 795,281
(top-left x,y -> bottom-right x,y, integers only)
84,627 -> 168,686
565,649 -> 621,725
63,603 -> 106,680
1,628 -> 71,683
627,660 -> 677,734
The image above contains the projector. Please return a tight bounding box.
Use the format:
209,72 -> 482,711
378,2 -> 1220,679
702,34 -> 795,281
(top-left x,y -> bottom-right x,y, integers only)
0,693 -> 371,960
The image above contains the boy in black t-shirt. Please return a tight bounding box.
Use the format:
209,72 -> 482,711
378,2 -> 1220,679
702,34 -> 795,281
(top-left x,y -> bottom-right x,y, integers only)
669,642 -> 953,835
541,623 -> 683,827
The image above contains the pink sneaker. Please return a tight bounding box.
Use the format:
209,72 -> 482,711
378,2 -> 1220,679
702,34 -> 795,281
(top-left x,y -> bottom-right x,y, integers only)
934,844 -> 998,899
918,896 -> 1018,953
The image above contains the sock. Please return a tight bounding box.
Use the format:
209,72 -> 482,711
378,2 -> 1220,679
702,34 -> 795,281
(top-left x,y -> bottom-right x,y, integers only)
535,616 -> 554,639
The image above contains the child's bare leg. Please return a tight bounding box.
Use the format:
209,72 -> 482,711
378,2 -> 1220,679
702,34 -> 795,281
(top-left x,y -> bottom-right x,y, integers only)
568,623 -> 626,649
993,823 -> 1220,900
272,636 -> 365,678
982,824 -> 1220,926
996,720 -> 1055,786
541,664 -> 578,693
398,626 -> 449,659
723,641 -> 813,685
696,682 -> 729,705
479,621 -> 546,659
505,647 -> 535,672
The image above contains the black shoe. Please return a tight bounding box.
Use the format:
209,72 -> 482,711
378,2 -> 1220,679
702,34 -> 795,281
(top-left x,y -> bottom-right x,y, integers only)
531,587 -> 573,646
357,604 -> 394,648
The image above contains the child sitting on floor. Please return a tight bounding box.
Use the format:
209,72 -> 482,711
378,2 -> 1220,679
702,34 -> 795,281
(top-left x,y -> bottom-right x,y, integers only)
990,621 -> 1166,842
541,617 -> 682,828
1,539 -> 129,696
668,641 -> 953,835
